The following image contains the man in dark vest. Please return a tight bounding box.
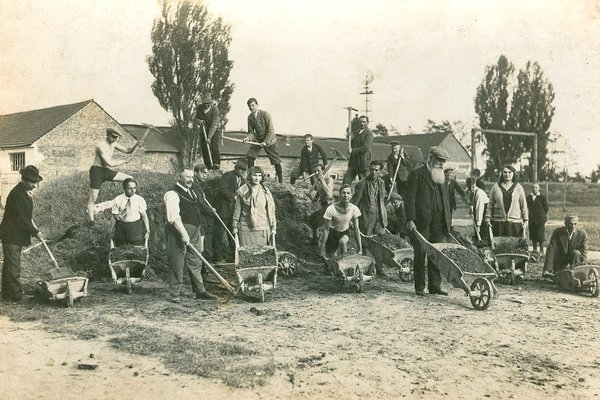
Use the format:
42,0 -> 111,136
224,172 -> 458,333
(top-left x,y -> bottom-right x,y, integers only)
163,169 -> 217,302
405,146 -> 453,296
0,165 -> 44,302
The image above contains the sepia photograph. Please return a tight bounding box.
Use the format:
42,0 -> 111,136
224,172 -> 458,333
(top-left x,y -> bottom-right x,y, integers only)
0,0 -> 599,398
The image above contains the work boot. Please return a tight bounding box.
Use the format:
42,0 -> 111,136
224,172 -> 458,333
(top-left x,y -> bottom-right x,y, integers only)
196,291 -> 218,301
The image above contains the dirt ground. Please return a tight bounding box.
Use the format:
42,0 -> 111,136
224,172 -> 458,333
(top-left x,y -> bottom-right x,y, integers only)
1,253 -> 599,400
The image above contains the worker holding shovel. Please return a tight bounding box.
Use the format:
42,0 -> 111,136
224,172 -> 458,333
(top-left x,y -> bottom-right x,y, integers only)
0,165 -> 45,302
195,93 -> 221,170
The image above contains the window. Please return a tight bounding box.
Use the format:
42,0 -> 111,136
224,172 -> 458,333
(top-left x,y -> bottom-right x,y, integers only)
10,152 -> 25,171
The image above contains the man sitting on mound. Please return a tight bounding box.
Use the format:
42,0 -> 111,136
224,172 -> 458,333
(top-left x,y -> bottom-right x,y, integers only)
543,214 -> 588,278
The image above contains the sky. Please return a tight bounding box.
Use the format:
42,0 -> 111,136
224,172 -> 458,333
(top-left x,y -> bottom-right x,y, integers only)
1,0 -> 599,173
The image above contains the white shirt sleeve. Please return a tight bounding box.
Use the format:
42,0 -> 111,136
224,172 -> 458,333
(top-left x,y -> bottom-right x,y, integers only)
352,204 -> 362,218
163,191 -> 181,224
323,205 -> 334,221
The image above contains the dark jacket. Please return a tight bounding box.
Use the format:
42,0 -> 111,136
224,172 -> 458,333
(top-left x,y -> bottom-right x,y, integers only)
247,109 -> 276,146
405,165 -> 452,233
195,104 -> 221,139
299,143 -> 328,174
447,179 -> 466,211
386,153 -> 412,182
526,193 -> 548,224
351,176 -> 388,231
217,170 -> 245,220
0,182 -> 39,246
544,226 -> 587,270
348,128 -> 373,172
191,179 -> 216,234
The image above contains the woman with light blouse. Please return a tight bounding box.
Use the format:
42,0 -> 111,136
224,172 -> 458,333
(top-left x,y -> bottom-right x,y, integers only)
485,165 -> 528,238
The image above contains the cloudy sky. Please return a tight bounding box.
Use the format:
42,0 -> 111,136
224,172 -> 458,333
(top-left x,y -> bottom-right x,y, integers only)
1,0 -> 599,173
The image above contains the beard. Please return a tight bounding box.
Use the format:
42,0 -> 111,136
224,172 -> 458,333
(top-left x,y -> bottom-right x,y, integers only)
430,166 -> 445,184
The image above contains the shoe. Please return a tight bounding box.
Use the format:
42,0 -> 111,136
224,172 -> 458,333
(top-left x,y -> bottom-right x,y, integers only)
196,291 -> 218,300
429,289 -> 448,296
415,290 -> 425,296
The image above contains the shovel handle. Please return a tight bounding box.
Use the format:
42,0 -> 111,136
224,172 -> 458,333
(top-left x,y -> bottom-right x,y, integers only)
41,238 -> 60,270
186,243 -> 235,293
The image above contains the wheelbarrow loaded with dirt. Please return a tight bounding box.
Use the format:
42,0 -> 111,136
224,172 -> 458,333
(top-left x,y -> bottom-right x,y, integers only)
234,233 -> 279,302
108,238 -> 149,294
480,225 -> 530,285
35,237 -> 88,307
552,264 -> 600,297
413,230 -> 499,310
323,254 -> 376,293
361,231 -> 414,282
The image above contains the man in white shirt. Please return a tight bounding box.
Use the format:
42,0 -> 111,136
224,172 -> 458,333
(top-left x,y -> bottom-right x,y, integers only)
164,169 -> 217,302
320,184 -> 362,257
110,178 -> 149,247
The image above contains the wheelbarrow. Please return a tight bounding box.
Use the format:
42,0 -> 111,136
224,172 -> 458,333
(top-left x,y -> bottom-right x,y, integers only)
553,264 -> 600,297
108,238 -> 149,294
485,225 -> 530,285
323,253 -> 375,293
413,230 -> 499,310
234,233 -> 279,302
361,231 -> 414,282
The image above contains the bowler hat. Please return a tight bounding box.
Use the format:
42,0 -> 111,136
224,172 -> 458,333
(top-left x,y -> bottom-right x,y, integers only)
106,128 -> 122,138
429,146 -> 450,160
235,159 -> 248,170
201,93 -> 212,103
20,165 -> 43,183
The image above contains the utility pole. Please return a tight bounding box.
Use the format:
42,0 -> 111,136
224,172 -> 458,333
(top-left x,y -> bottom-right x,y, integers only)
360,73 -> 374,119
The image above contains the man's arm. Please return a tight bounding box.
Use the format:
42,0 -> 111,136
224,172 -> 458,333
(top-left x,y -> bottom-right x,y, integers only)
580,230 -> 588,262
245,115 -> 257,142
353,217 -> 362,254
232,191 -> 242,234
141,210 -> 150,240
319,219 -> 332,256
404,169 -> 418,231
261,111 -> 276,145
164,191 -> 190,245
12,192 -> 39,238
317,144 -> 328,166
298,148 -> 309,174
98,145 -> 130,168
351,130 -> 373,155
206,106 -> 220,140
351,181 -> 364,206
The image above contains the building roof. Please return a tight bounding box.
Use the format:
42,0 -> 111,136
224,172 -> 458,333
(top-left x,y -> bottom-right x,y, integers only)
122,124 -> 179,153
0,100 -> 93,148
375,132 -> 471,163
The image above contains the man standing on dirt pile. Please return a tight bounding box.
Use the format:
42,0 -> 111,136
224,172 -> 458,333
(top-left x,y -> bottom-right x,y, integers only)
343,115 -> 374,184
320,184 -> 362,259
110,178 -> 149,247
385,141 -> 412,199
87,128 -> 143,222
214,159 -> 247,260
0,165 -> 44,302
195,94 -> 221,170
163,169 -> 218,302
405,146 -> 453,296
543,214 -> 588,278
298,134 -> 328,184
244,98 -> 283,183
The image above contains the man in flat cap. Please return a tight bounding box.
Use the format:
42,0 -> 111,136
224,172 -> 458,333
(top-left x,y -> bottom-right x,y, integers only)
386,192 -> 407,238
0,165 -> 45,302
543,214 -> 588,277
405,146 -> 453,296
386,141 -> 412,200
195,93 -> 221,170
87,127 -> 142,222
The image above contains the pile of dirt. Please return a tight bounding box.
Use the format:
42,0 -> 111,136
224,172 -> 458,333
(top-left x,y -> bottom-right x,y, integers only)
441,247 -> 494,274
371,233 -> 411,250
109,245 -> 146,262
237,245 -> 277,268
493,238 -> 529,255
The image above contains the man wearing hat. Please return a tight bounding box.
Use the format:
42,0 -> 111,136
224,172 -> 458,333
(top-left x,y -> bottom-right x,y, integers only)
195,93 -> 221,170
87,127 -> 141,222
543,214 -> 588,277
214,159 -> 248,259
0,165 -> 44,301
351,160 -> 388,237
444,167 -> 468,220
386,192 -> 407,237
386,141 -> 412,199
405,146 -> 453,296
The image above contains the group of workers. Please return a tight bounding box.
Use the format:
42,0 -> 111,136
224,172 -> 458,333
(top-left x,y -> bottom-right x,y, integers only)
0,98 -> 590,302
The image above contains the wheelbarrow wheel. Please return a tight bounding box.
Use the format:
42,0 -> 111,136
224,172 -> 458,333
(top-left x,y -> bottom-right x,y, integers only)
66,281 -> 74,308
257,273 -> 265,302
589,268 -> 600,298
126,267 -> 132,295
398,257 -> 414,282
470,278 -> 493,310
278,252 -> 297,276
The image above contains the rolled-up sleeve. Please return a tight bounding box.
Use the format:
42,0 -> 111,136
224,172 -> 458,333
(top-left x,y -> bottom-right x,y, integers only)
163,191 -> 181,224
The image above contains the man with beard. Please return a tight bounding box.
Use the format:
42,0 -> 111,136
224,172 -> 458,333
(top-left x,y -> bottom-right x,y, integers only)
351,160 -> 388,236
320,184 -> 362,257
405,146 -> 453,296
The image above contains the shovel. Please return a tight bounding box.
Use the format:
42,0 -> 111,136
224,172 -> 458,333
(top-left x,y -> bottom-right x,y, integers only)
186,243 -> 235,294
41,237 -> 75,280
